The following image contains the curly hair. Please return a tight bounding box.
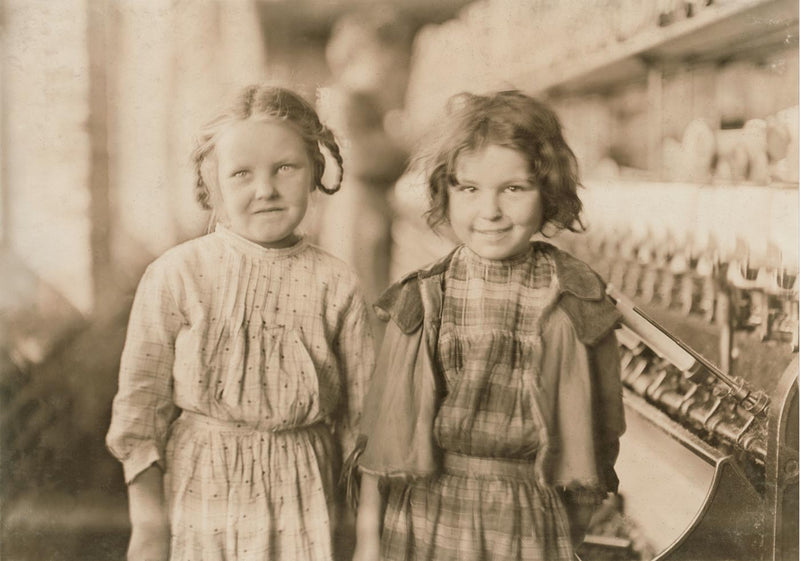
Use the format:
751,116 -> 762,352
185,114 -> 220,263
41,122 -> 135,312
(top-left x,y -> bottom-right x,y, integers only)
421,90 -> 585,236
192,85 -> 344,211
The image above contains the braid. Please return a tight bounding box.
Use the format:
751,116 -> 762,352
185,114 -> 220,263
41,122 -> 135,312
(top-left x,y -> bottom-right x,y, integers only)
195,163 -> 212,209
317,126 -> 343,194
191,131 -> 215,210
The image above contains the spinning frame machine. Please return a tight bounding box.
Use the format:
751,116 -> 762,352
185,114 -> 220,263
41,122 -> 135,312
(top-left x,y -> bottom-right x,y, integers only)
566,231 -> 798,561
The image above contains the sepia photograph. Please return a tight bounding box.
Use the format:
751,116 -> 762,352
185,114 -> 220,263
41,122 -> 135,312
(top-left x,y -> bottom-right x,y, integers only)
0,1 -> 797,560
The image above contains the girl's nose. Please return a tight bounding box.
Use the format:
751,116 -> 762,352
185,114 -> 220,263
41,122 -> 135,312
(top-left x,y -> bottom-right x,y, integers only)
255,175 -> 279,199
478,192 -> 502,220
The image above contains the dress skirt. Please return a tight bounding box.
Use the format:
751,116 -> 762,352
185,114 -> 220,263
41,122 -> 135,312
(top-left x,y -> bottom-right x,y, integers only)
379,453 -> 574,561
165,412 -> 339,561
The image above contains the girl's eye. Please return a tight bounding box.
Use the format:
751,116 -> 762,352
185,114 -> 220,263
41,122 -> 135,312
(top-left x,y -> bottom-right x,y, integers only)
453,184 -> 477,193
505,184 -> 529,193
277,163 -> 297,173
231,169 -> 250,179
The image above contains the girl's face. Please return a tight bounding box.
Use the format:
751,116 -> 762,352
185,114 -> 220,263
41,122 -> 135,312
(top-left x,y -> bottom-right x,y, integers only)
448,144 -> 543,260
214,120 -> 312,248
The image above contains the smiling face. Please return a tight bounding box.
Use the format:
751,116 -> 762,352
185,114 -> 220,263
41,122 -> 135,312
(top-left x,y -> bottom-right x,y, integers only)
447,144 -> 543,260
213,119 -> 312,248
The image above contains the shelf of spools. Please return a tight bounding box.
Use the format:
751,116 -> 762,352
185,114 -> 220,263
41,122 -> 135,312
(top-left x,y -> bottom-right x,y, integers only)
515,0 -> 798,98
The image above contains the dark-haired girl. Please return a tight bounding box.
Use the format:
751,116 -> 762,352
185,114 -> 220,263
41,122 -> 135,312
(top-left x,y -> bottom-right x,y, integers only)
107,85 -> 375,561
352,90 -> 625,561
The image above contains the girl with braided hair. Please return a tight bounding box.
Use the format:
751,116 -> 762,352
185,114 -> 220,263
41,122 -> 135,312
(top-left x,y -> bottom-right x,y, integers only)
107,85 -> 375,561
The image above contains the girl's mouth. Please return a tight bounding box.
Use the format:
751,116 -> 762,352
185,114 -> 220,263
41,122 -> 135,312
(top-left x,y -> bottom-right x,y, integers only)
474,226 -> 512,236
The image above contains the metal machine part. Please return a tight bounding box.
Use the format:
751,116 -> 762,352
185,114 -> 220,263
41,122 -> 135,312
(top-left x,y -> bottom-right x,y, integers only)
570,233 -> 798,561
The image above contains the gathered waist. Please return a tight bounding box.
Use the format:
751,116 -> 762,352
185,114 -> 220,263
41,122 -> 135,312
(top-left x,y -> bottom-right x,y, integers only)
179,410 -> 327,435
441,451 -> 537,480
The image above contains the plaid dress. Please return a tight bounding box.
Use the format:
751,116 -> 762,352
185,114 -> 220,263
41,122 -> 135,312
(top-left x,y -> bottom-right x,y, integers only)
380,245 -> 575,561
107,225 -> 374,561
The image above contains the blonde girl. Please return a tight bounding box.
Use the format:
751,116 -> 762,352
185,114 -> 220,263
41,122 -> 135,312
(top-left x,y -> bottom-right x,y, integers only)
107,85 -> 375,561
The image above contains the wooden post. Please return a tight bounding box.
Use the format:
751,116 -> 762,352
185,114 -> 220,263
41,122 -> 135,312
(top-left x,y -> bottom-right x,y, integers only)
87,0 -> 111,310
647,65 -> 664,176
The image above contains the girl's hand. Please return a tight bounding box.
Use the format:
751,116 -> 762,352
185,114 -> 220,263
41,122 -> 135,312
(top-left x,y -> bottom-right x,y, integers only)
560,487 -> 604,547
352,533 -> 381,561
566,502 -> 595,547
127,519 -> 170,561
126,464 -> 170,561
352,472 -> 384,561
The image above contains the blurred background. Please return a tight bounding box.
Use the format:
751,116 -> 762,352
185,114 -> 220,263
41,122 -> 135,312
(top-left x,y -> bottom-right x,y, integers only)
0,1 -> 797,560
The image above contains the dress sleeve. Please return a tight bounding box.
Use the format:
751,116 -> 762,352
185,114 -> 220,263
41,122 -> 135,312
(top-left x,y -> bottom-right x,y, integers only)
541,306 -> 625,496
540,308 -> 602,491
105,262 -> 182,484
588,329 -> 625,493
333,287 -> 376,461
357,318 -> 440,479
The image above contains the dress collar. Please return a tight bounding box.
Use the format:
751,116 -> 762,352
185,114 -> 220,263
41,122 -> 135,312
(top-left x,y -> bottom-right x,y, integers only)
458,244 -> 534,269
417,241 -> 605,301
214,224 -> 307,259
541,242 -> 606,301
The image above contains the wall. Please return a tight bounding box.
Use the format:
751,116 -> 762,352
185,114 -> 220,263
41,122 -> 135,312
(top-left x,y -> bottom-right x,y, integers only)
3,0 -> 94,314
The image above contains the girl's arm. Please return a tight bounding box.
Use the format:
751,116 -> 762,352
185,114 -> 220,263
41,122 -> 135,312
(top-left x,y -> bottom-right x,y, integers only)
560,487 -> 605,547
126,464 -> 170,561
352,473 -> 384,561
106,262 -> 182,559
541,308 -> 623,547
334,286 -> 376,459
588,330 -> 625,493
564,327 -> 625,547
107,262 -> 181,482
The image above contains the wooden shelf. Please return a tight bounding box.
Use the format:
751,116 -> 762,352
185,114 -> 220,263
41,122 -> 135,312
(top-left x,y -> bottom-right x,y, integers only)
515,0 -> 799,96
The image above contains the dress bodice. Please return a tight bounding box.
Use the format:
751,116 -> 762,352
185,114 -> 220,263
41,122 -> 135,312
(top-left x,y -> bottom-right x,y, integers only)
435,245 -> 559,459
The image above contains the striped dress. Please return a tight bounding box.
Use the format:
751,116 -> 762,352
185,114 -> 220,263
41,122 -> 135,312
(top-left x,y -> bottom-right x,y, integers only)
106,225 -> 374,561
379,245 -> 575,561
